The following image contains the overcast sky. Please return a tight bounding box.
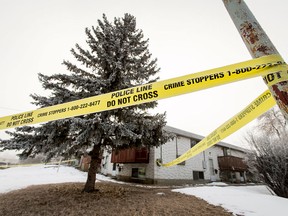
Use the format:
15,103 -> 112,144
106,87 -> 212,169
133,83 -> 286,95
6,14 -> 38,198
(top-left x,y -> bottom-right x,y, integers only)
1,0 -> 288,149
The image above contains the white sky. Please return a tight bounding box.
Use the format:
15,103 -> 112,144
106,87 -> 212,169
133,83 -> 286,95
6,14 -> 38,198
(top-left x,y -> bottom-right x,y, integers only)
1,0 -> 288,148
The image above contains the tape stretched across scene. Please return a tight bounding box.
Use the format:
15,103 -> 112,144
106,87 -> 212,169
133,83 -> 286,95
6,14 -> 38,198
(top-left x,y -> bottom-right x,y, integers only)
160,89 -> 276,167
0,54 -> 286,130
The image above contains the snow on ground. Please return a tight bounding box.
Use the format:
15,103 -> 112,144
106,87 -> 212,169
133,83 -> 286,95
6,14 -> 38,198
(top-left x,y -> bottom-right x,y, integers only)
1,165 -> 288,216
0,164 -> 117,194
173,185 -> 288,216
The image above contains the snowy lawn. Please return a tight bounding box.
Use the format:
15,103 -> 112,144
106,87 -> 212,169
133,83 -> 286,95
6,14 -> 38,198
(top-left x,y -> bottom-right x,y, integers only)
173,183 -> 288,216
1,165 -> 288,216
0,164 -> 117,194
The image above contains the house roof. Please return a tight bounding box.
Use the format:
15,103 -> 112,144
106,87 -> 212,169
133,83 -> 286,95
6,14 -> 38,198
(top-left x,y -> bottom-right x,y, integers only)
164,125 -> 249,153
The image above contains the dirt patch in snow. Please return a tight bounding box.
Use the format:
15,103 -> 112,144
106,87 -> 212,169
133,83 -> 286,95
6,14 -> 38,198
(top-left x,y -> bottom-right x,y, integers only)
0,182 -> 232,216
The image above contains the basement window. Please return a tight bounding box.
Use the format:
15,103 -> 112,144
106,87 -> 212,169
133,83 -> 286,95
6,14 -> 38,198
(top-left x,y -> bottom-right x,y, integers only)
131,168 -> 146,179
193,171 -> 204,180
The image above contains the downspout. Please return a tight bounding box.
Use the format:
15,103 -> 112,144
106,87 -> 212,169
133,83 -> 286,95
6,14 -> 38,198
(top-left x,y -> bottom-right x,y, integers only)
175,136 -> 178,158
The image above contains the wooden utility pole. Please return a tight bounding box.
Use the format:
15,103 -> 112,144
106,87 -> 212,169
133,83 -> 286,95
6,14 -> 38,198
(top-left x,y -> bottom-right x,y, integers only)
223,0 -> 288,119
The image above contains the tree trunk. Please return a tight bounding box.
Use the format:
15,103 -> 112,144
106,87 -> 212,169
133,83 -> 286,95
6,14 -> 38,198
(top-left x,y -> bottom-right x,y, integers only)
83,144 -> 101,192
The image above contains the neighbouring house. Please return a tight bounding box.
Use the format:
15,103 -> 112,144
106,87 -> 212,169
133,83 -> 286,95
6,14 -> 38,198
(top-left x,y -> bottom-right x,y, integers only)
79,152 -> 103,172
0,162 -> 8,167
100,125 -> 250,185
79,152 -> 92,172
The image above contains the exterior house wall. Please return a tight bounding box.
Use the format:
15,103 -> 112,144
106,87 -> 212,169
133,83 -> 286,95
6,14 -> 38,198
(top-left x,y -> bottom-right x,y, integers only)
101,149 -> 116,176
214,145 -> 248,183
101,147 -> 156,183
203,146 -> 220,181
100,125 -> 249,185
153,136 -> 216,184
115,148 -> 155,183
231,149 -> 246,158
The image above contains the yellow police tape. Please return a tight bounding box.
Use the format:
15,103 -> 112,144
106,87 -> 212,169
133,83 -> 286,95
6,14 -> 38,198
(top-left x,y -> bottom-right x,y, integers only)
159,89 -> 276,167
0,54 -> 285,130
159,63 -> 288,167
0,159 -> 77,168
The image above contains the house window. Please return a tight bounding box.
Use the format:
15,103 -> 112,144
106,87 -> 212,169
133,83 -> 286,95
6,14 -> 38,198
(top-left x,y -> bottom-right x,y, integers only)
223,147 -> 231,156
132,168 -> 138,178
193,171 -> 204,180
131,168 -> 146,179
190,139 -> 198,148
112,163 -> 116,171
176,154 -> 186,166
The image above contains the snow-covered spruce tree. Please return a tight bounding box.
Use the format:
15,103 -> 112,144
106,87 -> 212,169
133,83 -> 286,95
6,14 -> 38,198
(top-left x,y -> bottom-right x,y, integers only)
245,107 -> 288,198
0,14 -> 170,192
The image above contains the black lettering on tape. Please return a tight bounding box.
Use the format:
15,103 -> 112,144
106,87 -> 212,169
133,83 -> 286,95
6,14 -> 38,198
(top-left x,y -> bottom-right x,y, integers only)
48,108 -> 67,115
164,81 -> 185,90
253,92 -> 271,107
133,90 -> 158,102
237,104 -> 255,120
12,120 -> 21,126
11,114 -> 24,121
24,112 -> 33,118
186,72 -> 224,85
136,84 -> 152,92
37,112 -> 48,118
20,117 -> 34,124
117,96 -> 131,105
263,71 -> 283,84
107,100 -> 116,107
111,89 -> 134,98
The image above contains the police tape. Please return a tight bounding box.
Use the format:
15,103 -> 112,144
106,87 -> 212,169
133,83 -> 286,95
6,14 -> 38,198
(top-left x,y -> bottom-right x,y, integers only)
263,64 -> 288,86
0,159 -> 77,168
159,63 -> 288,167
159,89 -> 276,167
0,54 -> 285,130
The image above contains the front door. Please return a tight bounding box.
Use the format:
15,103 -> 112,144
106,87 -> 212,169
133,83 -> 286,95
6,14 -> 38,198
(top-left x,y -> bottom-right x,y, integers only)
209,159 -> 216,181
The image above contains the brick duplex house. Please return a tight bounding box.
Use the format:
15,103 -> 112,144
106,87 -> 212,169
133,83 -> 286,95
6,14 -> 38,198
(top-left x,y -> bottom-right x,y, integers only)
100,125 -> 249,185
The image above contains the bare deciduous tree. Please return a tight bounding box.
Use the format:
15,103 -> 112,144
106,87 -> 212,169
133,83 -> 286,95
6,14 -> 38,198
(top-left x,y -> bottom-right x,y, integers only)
245,107 -> 288,198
